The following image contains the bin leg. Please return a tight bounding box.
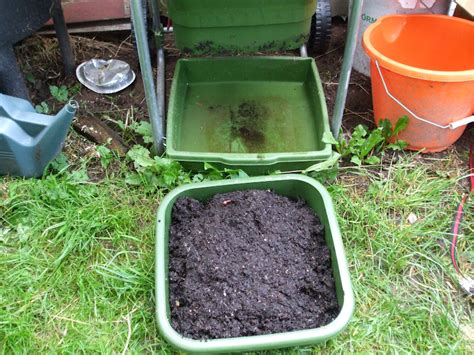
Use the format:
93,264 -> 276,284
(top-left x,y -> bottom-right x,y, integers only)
51,0 -> 75,76
331,0 -> 364,138
131,0 -> 165,154
0,44 -> 29,100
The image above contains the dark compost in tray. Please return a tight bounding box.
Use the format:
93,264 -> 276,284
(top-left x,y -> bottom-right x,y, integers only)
169,190 -> 340,340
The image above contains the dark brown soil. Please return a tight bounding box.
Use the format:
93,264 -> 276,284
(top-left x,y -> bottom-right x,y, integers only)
168,190 -> 340,340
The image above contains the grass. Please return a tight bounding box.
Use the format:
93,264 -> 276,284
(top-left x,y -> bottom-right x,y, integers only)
0,173 -> 166,352
1,153 -> 472,353
323,160 -> 473,353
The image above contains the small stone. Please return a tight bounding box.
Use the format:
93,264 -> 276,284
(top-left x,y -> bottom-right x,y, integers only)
407,213 -> 418,224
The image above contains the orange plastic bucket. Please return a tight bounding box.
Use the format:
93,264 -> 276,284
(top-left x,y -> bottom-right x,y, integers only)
363,15 -> 474,152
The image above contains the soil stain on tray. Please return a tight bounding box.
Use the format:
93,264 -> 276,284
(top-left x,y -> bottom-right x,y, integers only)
169,190 -> 340,340
207,100 -> 268,152
229,101 -> 267,150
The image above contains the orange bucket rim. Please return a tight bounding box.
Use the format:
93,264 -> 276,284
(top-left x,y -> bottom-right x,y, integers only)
363,14 -> 474,83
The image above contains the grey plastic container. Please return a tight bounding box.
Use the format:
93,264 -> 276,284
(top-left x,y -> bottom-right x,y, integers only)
0,94 -> 77,177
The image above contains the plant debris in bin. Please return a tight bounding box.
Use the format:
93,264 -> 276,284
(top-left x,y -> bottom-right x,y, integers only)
169,189 -> 340,339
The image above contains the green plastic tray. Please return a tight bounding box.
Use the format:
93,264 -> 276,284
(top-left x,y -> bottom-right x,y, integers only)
156,174 -> 354,353
169,0 -> 316,54
166,57 -> 333,174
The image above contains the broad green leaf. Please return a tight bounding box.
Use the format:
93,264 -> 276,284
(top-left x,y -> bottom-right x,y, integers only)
387,140 -> 408,151
204,162 -> 218,171
153,156 -> 175,167
192,174 -> 204,183
96,145 -> 111,158
397,140 -> 408,149
126,145 -> 155,167
304,152 -> 341,173
25,73 -> 36,84
96,146 -> 112,168
116,120 -> 126,130
322,131 -> 338,145
68,168 -> 89,183
35,102 -> 50,114
163,170 -> 178,186
238,170 -> 249,179
134,121 -> 154,144
350,156 -> 362,166
352,125 -> 368,139
365,155 -> 381,165
49,153 -> 69,172
393,116 -> 409,136
125,172 -> 143,186
360,130 -> 384,157
143,136 -> 154,144
50,85 -> 58,96
379,119 -> 393,139
50,85 -> 69,102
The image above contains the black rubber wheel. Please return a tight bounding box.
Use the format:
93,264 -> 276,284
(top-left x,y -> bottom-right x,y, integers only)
308,0 -> 332,55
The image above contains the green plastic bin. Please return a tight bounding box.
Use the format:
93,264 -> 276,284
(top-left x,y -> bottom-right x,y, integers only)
169,0 -> 317,54
166,57 -> 333,174
156,174 -> 354,353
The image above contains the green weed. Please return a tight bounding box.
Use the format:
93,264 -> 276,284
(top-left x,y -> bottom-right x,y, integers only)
109,110 -> 154,145
35,83 -> 81,114
128,121 -> 154,145
35,101 -> 50,114
49,85 -> 70,103
324,116 -> 409,166
124,145 -> 249,193
96,145 -> 114,169
125,145 -> 191,191
25,73 -> 36,85
49,84 -> 81,104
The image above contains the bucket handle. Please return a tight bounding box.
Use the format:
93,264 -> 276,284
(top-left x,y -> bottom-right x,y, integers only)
375,61 -> 474,130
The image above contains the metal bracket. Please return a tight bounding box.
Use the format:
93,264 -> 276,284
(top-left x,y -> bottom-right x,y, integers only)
300,44 -> 308,58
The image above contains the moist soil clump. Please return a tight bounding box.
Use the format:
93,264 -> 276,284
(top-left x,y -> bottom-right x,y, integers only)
169,189 -> 340,340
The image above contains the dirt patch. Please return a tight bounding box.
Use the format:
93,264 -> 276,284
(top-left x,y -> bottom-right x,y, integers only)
230,101 -> 267,148
15,34 -> 148,155
169,189 -> 340,340
14,33 -> 147,173
315,18 -> 374,132
16,34 -> 146,120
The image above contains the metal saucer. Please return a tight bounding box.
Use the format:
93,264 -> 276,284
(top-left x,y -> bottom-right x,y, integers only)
76,59 -> 136,94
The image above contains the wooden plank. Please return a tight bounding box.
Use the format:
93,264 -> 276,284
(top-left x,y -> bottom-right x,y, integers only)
59,0 -> 129,24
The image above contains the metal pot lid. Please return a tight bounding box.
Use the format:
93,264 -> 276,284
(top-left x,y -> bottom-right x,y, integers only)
76,59 -> 136,94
